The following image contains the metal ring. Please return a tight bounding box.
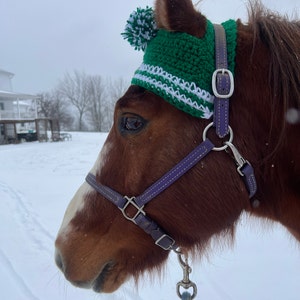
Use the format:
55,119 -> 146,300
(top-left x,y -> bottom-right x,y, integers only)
202,122 -> 233,151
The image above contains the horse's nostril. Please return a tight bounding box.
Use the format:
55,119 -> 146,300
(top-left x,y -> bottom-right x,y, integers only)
55,250 -> 64,271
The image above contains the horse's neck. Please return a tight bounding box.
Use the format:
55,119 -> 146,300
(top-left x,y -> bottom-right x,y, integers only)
251,123 -> 300,239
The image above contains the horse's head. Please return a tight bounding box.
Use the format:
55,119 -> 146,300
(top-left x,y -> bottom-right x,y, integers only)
55,0 -> 297,293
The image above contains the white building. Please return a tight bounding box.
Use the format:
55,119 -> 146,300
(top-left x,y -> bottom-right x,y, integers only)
0,68 -> 40,143
0,68 -> 39,119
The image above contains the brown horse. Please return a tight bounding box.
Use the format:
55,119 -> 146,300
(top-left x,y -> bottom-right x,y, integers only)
55,0 -> 300,294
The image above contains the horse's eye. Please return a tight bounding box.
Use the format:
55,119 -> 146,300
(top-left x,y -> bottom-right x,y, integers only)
119,115 -> 146,134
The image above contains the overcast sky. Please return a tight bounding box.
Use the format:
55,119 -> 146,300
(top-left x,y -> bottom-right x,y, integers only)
0,0 -> 299,94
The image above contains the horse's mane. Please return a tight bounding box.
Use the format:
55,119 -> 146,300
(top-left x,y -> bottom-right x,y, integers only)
247,0 -> 300,153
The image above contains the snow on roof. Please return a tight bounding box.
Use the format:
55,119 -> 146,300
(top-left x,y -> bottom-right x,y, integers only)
0,90 -> 40,100
13,100 -> 31,106
0,68 -> 14,77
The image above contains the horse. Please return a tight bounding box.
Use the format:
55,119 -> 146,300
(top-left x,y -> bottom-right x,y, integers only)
55,0 -> 300,294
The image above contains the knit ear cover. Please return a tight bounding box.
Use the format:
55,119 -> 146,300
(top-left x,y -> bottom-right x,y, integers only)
123,8 -> 237,119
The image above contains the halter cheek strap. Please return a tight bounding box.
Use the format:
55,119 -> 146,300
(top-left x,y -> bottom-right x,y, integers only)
212,24 -> 234,138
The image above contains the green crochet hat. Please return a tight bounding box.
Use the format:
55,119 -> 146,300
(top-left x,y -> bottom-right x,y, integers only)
122,7 -> 237,119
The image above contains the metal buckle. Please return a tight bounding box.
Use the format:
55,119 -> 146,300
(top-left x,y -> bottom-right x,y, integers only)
212,68 -> 234,98
155,234 -> 176,251
119,196 -> 145,224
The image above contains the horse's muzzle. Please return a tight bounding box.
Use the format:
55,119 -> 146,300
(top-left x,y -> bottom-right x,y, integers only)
55,248 -> 115,292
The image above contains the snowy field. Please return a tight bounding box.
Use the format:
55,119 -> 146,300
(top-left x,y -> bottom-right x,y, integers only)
0,132 -> 299,300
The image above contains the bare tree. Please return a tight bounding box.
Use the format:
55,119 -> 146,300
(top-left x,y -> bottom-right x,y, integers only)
58,70 -> 91,131
50,71 -> 129,132
38,90 -> 73,130
108,77 -> 129,103
102,77 -> 129,131
87,75 -> 105,131
86,76 -> 128,132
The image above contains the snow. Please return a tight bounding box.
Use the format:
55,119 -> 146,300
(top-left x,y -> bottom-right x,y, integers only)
0,132 -> 299,300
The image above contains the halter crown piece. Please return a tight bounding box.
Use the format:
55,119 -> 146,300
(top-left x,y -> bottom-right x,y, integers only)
122,7 -> 237,119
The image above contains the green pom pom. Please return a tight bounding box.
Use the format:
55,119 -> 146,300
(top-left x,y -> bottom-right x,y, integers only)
122,7 -> 158,51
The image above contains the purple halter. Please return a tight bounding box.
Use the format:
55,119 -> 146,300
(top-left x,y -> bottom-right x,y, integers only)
85,24 -> 257,251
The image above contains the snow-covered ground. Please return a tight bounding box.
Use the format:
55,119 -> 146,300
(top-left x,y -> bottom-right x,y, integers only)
0,132 -> 299,300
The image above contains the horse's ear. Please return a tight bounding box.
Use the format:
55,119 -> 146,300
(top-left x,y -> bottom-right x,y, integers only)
155,0 -> 207,37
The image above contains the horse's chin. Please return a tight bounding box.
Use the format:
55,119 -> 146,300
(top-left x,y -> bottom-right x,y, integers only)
91,262 -> 128,293
63,260 -> 128,293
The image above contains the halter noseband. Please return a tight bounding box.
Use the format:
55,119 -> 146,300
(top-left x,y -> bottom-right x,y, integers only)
85,24 -> 257,252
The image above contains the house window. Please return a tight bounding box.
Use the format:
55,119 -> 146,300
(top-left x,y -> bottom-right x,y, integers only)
0,102 -> 4,110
